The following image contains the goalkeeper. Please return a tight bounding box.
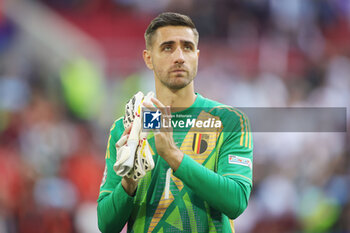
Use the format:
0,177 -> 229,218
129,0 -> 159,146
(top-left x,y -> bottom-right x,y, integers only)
97,12 -> 253,233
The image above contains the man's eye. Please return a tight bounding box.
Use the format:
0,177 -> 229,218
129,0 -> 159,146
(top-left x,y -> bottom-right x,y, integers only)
184,45 -> 193,51
163,46 -> 172,51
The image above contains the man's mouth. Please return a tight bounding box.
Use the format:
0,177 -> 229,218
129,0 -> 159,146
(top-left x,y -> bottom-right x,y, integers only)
171,69 -> 186,73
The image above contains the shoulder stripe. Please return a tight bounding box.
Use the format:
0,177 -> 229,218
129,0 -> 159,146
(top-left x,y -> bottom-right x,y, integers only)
106,132 -> 112,159
224,107 -> 245,147
211,106 -> 252,149
248,116 -> 252,149
106,117 -> 123,159
242,113 -> 249,148
210,106 -> 245,146
231,109 -> 245,147
204,106 -> 252,149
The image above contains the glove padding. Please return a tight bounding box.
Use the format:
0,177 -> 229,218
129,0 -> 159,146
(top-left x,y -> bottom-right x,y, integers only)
113,91 -> 155,180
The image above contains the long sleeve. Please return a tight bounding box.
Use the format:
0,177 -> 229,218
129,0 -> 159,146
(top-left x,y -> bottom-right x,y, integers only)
97,183 -> 135,232
97,118 -> 134,232
173,154 -> 251,219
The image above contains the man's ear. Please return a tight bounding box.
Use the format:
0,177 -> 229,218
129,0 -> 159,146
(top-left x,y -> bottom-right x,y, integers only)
143,50 -> 153,70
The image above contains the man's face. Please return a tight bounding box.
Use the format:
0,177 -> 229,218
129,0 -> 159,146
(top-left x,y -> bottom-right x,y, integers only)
145,26 -> 199,90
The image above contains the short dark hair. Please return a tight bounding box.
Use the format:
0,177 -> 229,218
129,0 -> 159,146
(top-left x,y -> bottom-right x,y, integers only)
144,12 -> 199,49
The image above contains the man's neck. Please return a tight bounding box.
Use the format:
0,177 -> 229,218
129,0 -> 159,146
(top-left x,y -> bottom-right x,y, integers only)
155,84 -> 196,109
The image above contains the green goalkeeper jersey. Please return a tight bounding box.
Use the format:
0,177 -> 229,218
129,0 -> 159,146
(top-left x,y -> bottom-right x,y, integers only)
98,93 -> 253,233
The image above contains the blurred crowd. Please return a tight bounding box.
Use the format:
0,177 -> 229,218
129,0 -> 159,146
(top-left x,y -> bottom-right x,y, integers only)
0,0 -> 349,232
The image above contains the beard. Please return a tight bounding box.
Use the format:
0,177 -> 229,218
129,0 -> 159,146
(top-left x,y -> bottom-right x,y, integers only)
156,65 -> 197,90
159,74 -> 193,90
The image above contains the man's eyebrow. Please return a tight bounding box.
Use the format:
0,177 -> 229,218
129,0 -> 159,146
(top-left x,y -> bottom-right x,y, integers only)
159,41 -> 175,47
159,40 -> 195,47
182,40 -> 195,45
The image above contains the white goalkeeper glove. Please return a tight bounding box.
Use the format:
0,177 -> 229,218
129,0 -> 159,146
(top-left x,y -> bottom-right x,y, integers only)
113,91 -> 155,180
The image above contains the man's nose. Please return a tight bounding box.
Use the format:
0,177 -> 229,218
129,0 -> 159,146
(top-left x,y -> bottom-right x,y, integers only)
173,47 -> 185,64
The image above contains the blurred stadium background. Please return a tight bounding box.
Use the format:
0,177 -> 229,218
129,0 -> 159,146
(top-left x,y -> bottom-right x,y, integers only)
0,0 -> 349,232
